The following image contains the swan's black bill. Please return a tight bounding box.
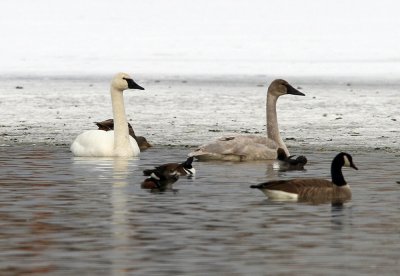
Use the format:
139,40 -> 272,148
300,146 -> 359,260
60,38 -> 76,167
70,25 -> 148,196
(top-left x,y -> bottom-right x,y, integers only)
124,78 -> 145,90
286,84 -> 305,96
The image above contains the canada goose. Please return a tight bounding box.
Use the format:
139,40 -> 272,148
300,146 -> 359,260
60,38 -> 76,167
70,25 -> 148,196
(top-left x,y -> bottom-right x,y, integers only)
143,157 -> 195,177
141,165 -> 180,190
95,119 -> 152,150
276,148 -> 307,171
250,152 -> 358,204
70,73 -> 144,157
189,79 -> 305,161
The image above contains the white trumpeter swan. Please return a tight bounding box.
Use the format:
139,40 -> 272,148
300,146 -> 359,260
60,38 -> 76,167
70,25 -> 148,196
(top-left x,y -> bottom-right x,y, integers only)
71,72 -> 144,157
189,79 -> 305,161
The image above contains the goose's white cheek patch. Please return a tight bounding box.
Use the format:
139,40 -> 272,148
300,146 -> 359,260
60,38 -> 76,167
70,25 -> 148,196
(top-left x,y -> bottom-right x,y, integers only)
343,155 -> 351,167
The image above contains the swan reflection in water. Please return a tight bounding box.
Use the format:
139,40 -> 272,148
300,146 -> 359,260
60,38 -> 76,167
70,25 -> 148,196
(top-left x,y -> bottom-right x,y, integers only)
72,156 -> 138,273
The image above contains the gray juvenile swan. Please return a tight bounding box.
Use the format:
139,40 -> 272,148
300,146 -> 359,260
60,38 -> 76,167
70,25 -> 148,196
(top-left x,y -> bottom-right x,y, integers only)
189,79 -> 305,161
71,73 -> 145,157
250,152 -> 358,204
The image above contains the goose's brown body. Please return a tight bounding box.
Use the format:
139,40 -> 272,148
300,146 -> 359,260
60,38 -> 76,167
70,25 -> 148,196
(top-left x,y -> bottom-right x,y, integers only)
253,179 -> 351,204
251,152 -> 357,204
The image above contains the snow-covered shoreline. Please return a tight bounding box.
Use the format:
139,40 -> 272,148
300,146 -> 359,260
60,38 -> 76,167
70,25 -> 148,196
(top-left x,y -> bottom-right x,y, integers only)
1,75 -> 398,153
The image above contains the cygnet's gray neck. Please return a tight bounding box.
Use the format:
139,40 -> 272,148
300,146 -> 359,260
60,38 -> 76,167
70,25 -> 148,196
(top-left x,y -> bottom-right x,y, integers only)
266,93 -> 289,155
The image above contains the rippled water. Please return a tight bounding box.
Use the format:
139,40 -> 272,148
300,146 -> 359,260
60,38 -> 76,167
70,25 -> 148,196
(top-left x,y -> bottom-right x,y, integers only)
0,144 -> 399,275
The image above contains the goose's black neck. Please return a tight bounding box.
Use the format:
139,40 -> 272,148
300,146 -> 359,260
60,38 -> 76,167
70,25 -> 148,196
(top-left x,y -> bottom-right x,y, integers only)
331,155 -> 347,186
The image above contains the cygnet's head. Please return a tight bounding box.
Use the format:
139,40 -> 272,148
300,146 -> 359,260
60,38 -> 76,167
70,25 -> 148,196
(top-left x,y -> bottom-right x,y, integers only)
268,79 -> 305,97
111,72 -> 145,91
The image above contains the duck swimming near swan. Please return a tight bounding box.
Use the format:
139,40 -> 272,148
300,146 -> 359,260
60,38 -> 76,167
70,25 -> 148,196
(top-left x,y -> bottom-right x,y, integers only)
276,148 -> 308,171
251,152 -> 358,204
95,119 -> 152,150
143,157 -> 195,177
71,73 -> 144,157
141,165 -> 180,190
189,79 -> 305,161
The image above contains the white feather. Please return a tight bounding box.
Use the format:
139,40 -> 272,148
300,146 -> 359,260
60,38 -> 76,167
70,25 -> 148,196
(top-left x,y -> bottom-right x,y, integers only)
343,155 -> 351,167
71,130 -> 139,157
261,189 -> 299,201
184,167 -> 196,175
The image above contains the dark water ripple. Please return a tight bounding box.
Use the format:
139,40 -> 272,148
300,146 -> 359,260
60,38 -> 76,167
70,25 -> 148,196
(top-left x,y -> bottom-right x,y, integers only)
0,145 -> 399,275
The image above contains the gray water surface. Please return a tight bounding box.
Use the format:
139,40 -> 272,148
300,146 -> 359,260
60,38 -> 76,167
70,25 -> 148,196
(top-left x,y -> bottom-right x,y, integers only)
0,145 -> 398,275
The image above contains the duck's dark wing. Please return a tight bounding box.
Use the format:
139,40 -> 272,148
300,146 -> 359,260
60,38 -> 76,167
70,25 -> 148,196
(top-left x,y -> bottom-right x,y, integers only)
143,163 -> 179,176
95,119 -> 137,138
95,119 -> 114,131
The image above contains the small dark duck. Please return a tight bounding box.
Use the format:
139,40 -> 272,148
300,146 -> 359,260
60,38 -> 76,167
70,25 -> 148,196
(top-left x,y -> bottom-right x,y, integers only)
141,166 -> 180,191
143,157 -> 195,177
276,148 -> 307,171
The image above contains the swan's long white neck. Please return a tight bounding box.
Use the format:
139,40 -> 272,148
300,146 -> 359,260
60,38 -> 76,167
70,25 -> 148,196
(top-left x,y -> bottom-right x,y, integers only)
266,92 -> 289,156
110,86 -> 132,156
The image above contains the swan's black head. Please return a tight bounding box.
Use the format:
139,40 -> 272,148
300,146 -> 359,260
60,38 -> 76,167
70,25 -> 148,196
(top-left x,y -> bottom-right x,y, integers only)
123,77 -> 145,90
